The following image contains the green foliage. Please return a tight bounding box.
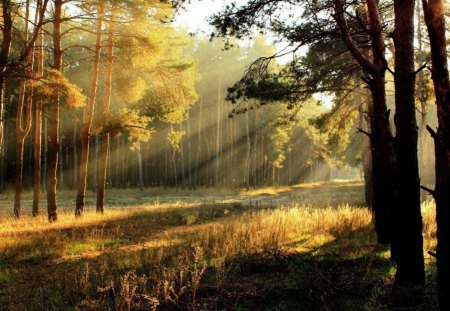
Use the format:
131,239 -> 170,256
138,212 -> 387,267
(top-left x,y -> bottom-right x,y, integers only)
101,108 -> 153,150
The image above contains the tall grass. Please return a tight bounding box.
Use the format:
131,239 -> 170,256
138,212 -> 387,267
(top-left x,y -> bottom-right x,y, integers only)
0,195 -> 438,310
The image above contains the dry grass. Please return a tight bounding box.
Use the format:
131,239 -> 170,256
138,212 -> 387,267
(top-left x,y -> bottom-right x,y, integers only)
0,184 -> 439,310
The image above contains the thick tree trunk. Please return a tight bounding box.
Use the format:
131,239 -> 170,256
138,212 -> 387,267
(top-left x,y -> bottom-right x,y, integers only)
422,0 -> 450,308
366,0 -> 396,246
96,17 -> 114,213
0,1 -> 13,152
47,0 -> 63,222
392,0 -> 425,286
75,8 -> 103,217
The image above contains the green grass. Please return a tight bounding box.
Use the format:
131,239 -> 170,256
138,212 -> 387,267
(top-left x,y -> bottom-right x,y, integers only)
0,182 -> 439,310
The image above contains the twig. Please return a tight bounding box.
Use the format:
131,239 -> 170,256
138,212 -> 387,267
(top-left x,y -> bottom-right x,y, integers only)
420,185 -> 435,196
357,127 -> 371,138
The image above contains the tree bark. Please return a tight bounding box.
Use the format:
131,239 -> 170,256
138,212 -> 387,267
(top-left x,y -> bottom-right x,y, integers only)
392,0 -> 425,286
96,15 -> 114,213
33,25 -> 44,217
245,102 -> 251,190
14,0 -> 35,218
47,0 -> 63,222
136,142 -> 144,191
215,76 -> 221,188
0,0 -> 13,152
422,0 -> 450,308
75,7 -> 103,217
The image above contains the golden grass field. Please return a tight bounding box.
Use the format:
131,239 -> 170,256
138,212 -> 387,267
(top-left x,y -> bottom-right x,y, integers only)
0,182 -> 438,310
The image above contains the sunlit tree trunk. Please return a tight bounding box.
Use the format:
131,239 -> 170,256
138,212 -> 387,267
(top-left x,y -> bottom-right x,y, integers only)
215,76 -> 221,188
422,0 -> 450,308
46,0 -> 63,222
97,16 -> 114,213
136,141 -> 144,191
58,124 -> 64,188
194,98 -> 203,188
14,0 -> 35,218
33,21 -> 44,217
179,123 -> 185,188
244,102 -> 251,190
75,7 -> 103,217
170,125 -> 179,191
416,0 -> 431,196
187,111 -> 193,189
42,110 -> 47,191
72,118 -> 78,189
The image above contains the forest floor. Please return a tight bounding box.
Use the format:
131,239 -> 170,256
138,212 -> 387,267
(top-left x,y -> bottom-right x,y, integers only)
0,181 -> 439,310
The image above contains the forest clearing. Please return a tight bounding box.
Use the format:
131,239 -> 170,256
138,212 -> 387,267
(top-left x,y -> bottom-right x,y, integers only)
0,182 -> 438,310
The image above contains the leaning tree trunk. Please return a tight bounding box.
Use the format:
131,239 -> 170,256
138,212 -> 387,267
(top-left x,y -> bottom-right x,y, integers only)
422,0 -> 450,308
96,16 -> 114,213
75,7 -> 103,217
392,0 -> 425,286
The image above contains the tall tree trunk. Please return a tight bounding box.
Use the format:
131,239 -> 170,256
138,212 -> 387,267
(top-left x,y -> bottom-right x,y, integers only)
47,0 -> 63,222
33,25 -> 44,217
392,0 -> 425,286
75,7 -> 103,217
416,0 -> 431,196
245,102 -> 251,190
194,98 -> 203,189
72,118 -> 78,189
14,0 -> 35,218
422,0 -> 450,308
179,123 -> 185,188
96,16 -> 114,213
215,76 -> 221,188
58,122 -> 64,188
43,109 -> 47,191
187,111 -> 193,189
136,141 -> 144,191
0,1 -> 13,153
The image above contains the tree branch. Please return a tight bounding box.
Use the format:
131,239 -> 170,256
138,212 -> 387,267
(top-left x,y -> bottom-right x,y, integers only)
334,0 -> 379,76
426,125 -> 438,140
357,127 -> 372,138
414,62 -> 428,75
420,185 -> 435,196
